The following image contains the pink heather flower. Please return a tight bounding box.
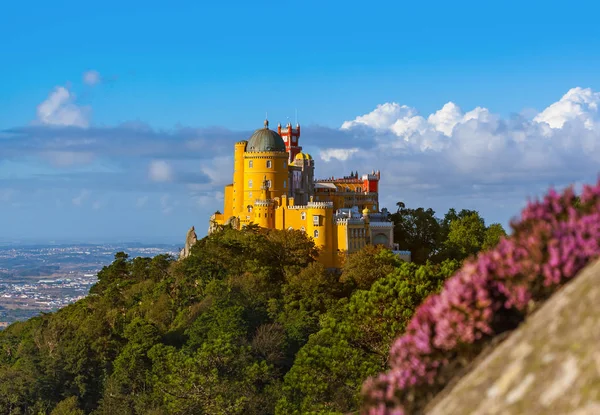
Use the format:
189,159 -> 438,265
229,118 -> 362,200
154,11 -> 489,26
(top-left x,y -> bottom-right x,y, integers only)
362,180 -> 600,414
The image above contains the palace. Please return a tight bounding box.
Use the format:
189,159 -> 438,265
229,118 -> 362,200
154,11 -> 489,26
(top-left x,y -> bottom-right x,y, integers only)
208,119 -> 410,268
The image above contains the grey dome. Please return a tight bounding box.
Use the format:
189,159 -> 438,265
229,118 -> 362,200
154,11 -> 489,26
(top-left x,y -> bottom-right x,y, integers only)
246,120 -> 286,152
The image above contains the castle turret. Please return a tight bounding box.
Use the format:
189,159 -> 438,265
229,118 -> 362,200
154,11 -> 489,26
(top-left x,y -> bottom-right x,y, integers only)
280,122 -> 302,163
233,141 -> 247,216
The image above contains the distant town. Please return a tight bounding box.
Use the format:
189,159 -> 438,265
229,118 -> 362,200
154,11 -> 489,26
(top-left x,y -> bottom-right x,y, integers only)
0,243 -> 180,328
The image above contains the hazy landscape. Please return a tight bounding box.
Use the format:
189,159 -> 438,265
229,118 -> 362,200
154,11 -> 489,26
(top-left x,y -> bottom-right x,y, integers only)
0,243 -> 179,327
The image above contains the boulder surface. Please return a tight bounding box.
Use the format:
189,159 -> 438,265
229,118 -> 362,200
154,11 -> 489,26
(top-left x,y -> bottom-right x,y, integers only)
427,259 -> 600,414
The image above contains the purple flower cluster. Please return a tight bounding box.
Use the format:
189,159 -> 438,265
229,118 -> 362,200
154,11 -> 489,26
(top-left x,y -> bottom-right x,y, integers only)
361,180 -> 600,415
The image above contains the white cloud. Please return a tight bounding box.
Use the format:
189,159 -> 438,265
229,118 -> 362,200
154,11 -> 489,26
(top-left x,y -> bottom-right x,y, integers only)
148,160 -> 173,182
320,148 -> 359,162
341,103 -> 417,131
72,190 -> 90,206
83,70 -> 101,86
323,87 -> 600,226
36,86 -> 90,128
534,87 -> 600,130
427,102 -> 463,136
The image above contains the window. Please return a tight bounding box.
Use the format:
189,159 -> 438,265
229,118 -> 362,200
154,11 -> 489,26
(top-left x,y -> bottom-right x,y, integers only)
284,161 -> 287,168
283,180 -> 286,188
266,160 -> 272,168
301,212 -> 306,220
300,226 -> 305,232
313,215 -> 319,226
247,206 -> 253,213
249,160 -> 253,168
314,230 -> 319,238
266,180 -> 272,188
248,179 -> 253,188
249,191 -> 252,198
288,227 -> 293,231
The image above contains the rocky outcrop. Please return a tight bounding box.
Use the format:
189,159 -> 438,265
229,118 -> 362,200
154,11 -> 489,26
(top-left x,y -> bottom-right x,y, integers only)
178,226 -> 197,260
427,259 -> 600,414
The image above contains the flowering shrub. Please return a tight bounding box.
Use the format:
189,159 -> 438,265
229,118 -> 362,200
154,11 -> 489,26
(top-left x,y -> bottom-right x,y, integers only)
361,180 -> 600,414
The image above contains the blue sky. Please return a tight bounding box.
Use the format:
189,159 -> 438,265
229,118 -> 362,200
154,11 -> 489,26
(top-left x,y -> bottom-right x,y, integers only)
1,0 -> 600,244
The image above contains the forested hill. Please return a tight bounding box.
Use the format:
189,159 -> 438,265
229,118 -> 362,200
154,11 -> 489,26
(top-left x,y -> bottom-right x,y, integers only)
0,207 -> 505,415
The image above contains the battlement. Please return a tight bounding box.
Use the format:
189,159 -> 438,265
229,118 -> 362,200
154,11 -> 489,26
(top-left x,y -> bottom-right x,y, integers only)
307,201 -> 334,208
317,177 -> 363,184
335,218 -> 364,225
368,221 -> 394,228
254,199 -> 274,207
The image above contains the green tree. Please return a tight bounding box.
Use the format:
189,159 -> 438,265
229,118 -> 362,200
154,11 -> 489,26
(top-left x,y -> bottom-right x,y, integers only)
278,260 -> 460,414
444,212 -> 487,260
51,396 -> 84,415
340,245 -> 403,290
390,203 -> 441,264
482,223 -> 507,250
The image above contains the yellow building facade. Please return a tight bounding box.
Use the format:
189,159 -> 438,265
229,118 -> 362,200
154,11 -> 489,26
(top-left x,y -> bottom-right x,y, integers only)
209,120 -> 410,268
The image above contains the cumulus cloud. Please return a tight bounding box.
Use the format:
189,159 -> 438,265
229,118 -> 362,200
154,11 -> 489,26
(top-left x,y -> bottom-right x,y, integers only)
36,86 -> 90,128
329,87 -> 600,170
5,86 -> 600,235
148,160 -> 174,182
83,70 -> 101,86
534,87 -> 599,129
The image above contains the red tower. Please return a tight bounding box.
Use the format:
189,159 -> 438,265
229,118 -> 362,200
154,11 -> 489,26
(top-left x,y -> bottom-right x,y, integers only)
278,122 -> 302,163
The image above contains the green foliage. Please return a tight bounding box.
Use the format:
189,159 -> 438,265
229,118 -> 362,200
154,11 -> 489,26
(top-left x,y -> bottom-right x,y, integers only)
51,397 -> 84,415
391,203 -> 507,263
0,207 -> 492,415
482,223 -> 507,250
277,260 -> 460,414
391,203 -> 441,264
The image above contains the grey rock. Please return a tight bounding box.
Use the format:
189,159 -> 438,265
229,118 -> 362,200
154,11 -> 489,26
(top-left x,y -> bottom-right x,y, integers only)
427,259 -> 600,415
178,226 -> 197,260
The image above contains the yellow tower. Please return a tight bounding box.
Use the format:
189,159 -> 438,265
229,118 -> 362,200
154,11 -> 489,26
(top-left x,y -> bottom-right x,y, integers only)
254,176 -> 275,228
232,140 -> 247,217
307,200 -> 335,267
243,120 -> 289,212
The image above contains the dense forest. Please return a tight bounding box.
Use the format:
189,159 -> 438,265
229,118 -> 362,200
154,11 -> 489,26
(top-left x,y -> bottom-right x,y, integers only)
0,205 -> 506,415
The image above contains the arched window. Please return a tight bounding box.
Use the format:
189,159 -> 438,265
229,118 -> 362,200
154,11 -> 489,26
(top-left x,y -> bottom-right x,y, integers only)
300,226 -> 305,232
248,179 -> 253,188
249,191 -> 252,198
266,180 -> 272,188
313,230 -> 319,238
288,226 -> 293,231
301,212 -> 306,220
247,206 -> 253,213
249,160 -> 253,168
266,160 -> 272,168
